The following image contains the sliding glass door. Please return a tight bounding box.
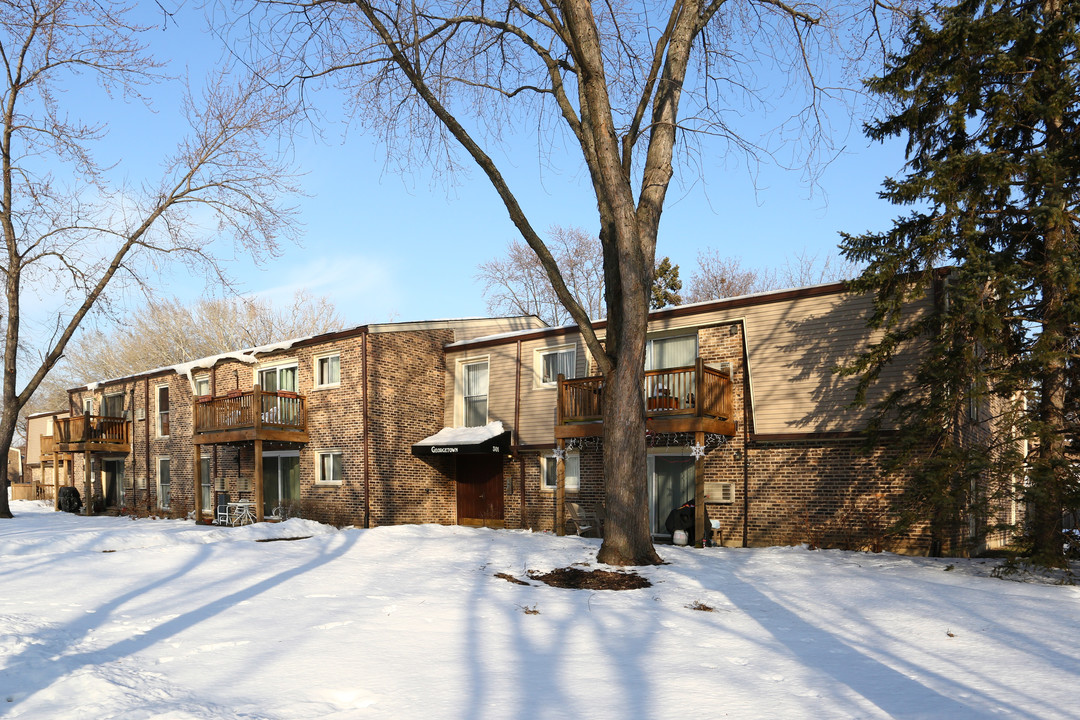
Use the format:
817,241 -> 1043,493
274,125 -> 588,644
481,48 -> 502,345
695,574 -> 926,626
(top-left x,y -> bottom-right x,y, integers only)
648,454 -> 696,535
263,453 -> 300,516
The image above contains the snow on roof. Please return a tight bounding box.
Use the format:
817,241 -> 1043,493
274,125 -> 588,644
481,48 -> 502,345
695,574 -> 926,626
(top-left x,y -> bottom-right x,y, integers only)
413,421 -> 507,447
76,334 -> 316,391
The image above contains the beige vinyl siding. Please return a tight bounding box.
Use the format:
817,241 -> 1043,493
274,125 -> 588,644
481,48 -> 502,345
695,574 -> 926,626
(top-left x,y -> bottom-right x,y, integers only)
742,291 -> 925,434
586,288 -> 927,436
445,334 -> 588,444
638,289 -> 926,435
446,285 -> 929,441
448,317 -> 547,343
444,343 -> 519,429
26,415 -> 50,465
516,335 -> 588,445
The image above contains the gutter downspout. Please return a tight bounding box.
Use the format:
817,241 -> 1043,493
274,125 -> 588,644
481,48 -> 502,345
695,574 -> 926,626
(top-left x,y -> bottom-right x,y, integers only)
145,378 -> 151,513
514,339 -> 524,529
362,328 -> 371,529
741,320 -> 750,548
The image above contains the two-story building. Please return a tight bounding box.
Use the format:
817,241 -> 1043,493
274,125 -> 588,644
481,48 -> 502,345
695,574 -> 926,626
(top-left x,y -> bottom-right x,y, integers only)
434,281 -> 942,551
53,281 -> 1009,554
62,316 -> 545,524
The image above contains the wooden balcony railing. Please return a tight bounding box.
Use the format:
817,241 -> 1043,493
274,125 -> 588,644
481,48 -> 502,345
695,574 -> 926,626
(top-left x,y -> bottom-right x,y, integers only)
194,386 -> 307,435
557,360 -> 733,425
55,415 -> 131,449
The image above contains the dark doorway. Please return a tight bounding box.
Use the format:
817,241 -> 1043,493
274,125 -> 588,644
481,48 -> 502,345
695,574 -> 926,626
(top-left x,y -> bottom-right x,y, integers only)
456,456 -> 504,528
103,459 -> 125,508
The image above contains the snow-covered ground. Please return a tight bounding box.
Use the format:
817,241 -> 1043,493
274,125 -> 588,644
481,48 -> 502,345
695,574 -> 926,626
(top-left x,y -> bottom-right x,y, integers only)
1,500 -> 1077,719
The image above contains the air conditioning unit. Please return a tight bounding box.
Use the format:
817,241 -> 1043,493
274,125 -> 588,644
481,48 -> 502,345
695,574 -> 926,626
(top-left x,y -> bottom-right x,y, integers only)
215,477 -> 226,492
704,481 -> 735,504
135,408 -> 146,421
718,361 -> 734,376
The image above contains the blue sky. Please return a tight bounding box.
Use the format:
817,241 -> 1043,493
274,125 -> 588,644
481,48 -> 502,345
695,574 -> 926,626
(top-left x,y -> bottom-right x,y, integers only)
71,4 -> 909,330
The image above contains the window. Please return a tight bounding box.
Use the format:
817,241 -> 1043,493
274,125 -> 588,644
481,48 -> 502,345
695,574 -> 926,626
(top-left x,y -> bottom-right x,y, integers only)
645,334 -> 697,371
461,360 -> 488,427
258,363 -> 297,393
538,347 -> 576,386
157,457 -> 171,509
542,452 -> 580,492
156,385 -> 170,437
83,397 -> 94,416
194,375 -> 210,398
103,393 -> 124,418
317,451 -> 343,484
315,354 -> 340,388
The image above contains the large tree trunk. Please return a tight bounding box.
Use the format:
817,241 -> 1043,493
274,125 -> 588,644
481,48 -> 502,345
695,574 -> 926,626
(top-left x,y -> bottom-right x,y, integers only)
1029,250 -> 1068,565
597,312 -> 660,566
1029,0 -> 1069,564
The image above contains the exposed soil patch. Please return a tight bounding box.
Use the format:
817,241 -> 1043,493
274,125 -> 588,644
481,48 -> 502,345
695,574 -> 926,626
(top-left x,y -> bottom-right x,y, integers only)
529,567 -> 651,590
686,601 -> 715,612
254,536 -> 312,543
494,572 -> 531,586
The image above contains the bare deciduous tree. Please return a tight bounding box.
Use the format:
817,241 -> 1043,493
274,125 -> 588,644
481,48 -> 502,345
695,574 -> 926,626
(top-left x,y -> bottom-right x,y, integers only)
686,248 -> 861,303
62,291 -> 343,384
776,248 -> 861,288
252,0 -> 903,564
685,251 -> 773,302
0,1 -> 299,518
477,226 -> 605,325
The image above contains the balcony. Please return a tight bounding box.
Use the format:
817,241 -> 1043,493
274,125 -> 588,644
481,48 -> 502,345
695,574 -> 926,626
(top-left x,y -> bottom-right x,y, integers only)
555,359 -> 737,438
193,386 -> 308,445
55,415 -> 132,454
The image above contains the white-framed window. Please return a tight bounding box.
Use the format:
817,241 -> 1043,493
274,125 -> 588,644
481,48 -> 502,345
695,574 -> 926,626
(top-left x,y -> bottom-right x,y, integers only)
157,457 -> 171,509
536,346 -> 577,387
315,353 -> 341,389
83,397 -> 94,415
194,375 -> 211,398
156,384 -> 170,437
316,450 -> 343,485
257,361 -> 298,393
542,452 -> 580,492
460,359 -> 489,427
103,392 -> 124,418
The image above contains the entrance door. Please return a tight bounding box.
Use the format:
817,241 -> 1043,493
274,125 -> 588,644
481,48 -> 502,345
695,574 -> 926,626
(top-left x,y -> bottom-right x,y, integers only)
649,454 -> 695,535
263,453 -> 300,516
103,459 -> 125,508
457,456 -> 504,528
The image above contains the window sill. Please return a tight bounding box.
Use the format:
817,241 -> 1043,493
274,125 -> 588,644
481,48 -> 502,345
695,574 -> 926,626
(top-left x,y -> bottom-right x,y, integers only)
314,481 -> 343,487
312,384 -> 341,391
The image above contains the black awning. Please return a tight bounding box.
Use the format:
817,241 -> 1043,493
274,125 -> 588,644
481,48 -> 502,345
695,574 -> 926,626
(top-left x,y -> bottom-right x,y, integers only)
411,429 -> 513,457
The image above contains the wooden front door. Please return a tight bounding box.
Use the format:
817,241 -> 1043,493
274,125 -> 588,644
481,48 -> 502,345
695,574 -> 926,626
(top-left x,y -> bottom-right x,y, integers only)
457,456 -> 504,528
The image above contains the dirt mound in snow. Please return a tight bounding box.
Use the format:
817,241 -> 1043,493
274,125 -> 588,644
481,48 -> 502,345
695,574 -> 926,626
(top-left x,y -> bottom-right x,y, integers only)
529,566 -> 651,590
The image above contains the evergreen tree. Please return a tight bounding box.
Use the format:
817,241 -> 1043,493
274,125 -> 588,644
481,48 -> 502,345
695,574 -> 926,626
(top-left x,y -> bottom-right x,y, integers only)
651,257 -> 683,309
841,0 -> 1080,563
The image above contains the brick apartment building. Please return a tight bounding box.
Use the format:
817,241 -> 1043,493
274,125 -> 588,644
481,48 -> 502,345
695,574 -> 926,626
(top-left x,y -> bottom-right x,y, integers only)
30,282 -> 1011,555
